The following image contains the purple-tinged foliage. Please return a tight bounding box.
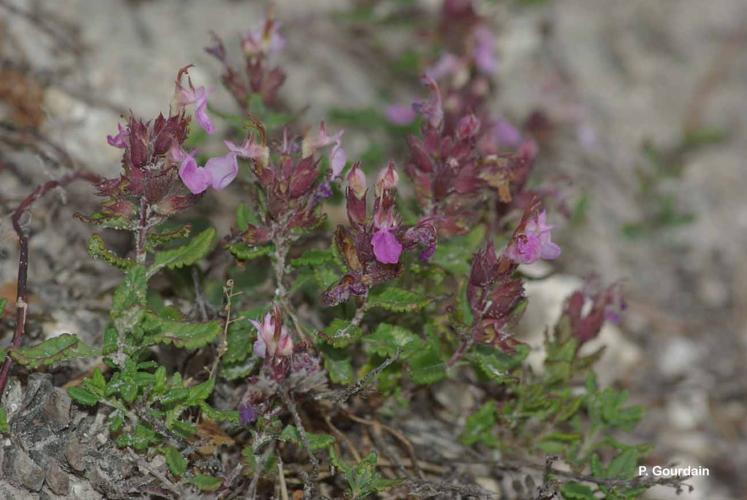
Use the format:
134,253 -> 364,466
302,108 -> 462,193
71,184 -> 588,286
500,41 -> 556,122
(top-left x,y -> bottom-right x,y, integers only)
562,283 -> 626,344
174,65 -> 214,134
206,16 -> 286,111
504,210 -> 561,265
321,162 -> 438,307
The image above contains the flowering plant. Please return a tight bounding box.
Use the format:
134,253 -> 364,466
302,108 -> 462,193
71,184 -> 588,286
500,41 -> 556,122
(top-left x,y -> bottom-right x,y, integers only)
0,3 -> 693,499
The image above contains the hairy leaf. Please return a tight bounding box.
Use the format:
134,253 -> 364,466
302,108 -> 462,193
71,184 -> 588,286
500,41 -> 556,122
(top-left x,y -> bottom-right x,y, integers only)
149,227 -> 217,277
367,287 -> 428,312
11,334 -> 97,368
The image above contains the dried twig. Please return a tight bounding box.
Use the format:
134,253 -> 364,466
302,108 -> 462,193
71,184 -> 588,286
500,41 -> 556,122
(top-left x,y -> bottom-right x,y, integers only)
329,349 -> 400,406
278,386 -> 320,499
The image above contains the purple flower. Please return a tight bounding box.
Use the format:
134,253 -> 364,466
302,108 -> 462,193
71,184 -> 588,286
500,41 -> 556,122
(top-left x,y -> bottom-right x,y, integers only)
106,123 -> 128,148
372,229 -> 403,264
242,18 -> 285,57
505,211 -> 561,264
302,122 -> 346,178
330,142 -> 347,178
251,311 -> 293,359
413,75 -> 443,129
425,53 -> 459,80
204,152 -> 239,190
385,104 -> 417,125
492,119 -> 522,149
178,153 -> 212,195
175,67 -> 214,134
473,26 -> 497,74
225,139 -> 269,166
239,404 -> 257,425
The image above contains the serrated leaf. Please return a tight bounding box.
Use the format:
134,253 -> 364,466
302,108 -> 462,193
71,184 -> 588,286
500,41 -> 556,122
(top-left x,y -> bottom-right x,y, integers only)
0,407 -> 8,433
88,234 -> 132,270
407,346 -> 445,385
461,402 -> 497,447
368,287 -> 428,312
190,474 -> 222,492
560,482 -> 596,500
11,334 -> 97,368
149,227 -> 216,277
469,345 -> 528,383
143,316 -> 221,350
279,425 -> 335,451
164,447 -> 188,477
112,265 -> 147,336
227,243 -> 273,261
68,385 -> 100,407
322,346 -> 354,384
320,318 -> 363,348
291,249 -> 335,268
606,449 -> 638,480
235,203 -> 253,232
364,323 -> 423,358
332,450 -> 400,498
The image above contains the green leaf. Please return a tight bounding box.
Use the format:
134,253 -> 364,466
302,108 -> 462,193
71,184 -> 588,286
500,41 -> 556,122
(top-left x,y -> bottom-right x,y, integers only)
10,334 -> 97,368
329,450 -> 400,498
291,249 -> 336,268
0,407 -> 8,433
143,316 -> 222,350
468,345 -> 528,383
561,481 -> 596,500
461,402 -> 497,447
537,432 -> 581,454
430,226 -> 486,275
407,346 -> 446,385
149,227 -> 216,277
0,348 -> 5,364
235,203 -> 253,232
185,379 -> 215,406
190,474 -> 222,492
606,449 -> 638,480
111,265 -> 147,336
67,386 -> 101,406
88,234 -> 132,270
367,287 -> 428,313
227,243 -> 273,261
279,425 -> 335,451
164,447 -> 188,477
320,319 -> 363,348
364,323 -> 423,359
322,346 -> 354,384
116,423 -> 158,451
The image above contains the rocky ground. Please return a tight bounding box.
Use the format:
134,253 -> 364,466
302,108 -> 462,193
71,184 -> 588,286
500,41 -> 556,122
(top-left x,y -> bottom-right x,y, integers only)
1,0 -> 746,498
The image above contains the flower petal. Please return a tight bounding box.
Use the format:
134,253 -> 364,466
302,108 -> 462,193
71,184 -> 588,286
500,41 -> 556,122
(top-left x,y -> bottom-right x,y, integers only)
372,229 -> 403,264
205,152 -> 239,190
178,155 -> 211,194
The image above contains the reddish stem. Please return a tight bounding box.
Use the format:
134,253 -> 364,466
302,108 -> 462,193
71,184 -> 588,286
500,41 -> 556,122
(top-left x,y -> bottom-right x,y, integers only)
0,170 -> 102,397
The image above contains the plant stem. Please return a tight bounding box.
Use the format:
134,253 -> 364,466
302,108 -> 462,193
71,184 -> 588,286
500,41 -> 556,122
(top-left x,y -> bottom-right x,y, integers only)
135,196 -> 149,265
0,171 -> 101,398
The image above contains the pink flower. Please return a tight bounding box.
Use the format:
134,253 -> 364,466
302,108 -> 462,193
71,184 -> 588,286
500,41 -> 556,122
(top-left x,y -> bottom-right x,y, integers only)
225,139 -> 269,166
347,163 -> 367,198
385,104 -> 417,125
251,311 -> 293,359
174,67 -> 214,134
413,75 -> 443,129
242,18 -> 285,57
178,153 -> 212,195
505,211 -> 561,264
301,122 -> 346,178
473,26 -> 497,74
425,53 -> 460,80
375,161 -> 399,195
106,123 -> 128,148
204,152 -> 238,190
372,229 -> 403,264
175,146 -> 239,194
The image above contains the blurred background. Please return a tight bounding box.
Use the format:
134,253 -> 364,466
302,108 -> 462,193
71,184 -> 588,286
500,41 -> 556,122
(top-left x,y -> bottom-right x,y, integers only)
1,0 -> 746,498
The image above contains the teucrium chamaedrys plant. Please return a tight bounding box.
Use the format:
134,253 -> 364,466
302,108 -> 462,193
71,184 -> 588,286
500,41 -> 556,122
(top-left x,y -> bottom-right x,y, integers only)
0,2 -> 693,499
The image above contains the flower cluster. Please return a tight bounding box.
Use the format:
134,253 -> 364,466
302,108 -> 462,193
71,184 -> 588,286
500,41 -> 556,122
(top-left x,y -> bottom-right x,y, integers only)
465,199 -> 560,351
232,122 -> 346,247
321,162 -> 437,307
561,283 -> 626,344
206,16 -> 286,111
97,66 -> 239,224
